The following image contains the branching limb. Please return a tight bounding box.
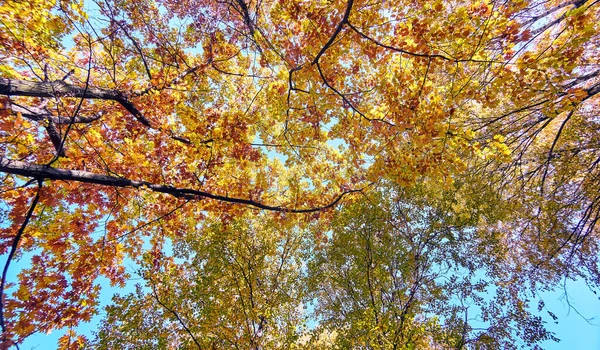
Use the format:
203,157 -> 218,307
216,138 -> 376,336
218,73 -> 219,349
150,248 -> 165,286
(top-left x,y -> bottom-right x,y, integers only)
0,78 -> 192,144
312,0 -> 354,65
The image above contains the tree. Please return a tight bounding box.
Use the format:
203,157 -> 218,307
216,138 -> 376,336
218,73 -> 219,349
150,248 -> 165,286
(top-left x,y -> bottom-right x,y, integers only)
304,180 -> 557,349
0,0 -> 599,348
95,213 -> 307,349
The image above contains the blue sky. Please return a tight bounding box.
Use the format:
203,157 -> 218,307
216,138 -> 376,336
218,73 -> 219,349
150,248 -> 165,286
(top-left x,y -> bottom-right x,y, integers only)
540,279 -> 600,349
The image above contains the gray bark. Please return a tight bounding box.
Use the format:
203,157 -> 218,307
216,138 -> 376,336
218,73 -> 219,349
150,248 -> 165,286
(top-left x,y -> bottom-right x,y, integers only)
0,78 -> 151,127
0,78 -> 192,143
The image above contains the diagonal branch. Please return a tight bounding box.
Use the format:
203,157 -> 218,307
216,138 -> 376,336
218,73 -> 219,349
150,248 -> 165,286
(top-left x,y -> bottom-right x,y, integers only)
0,78 -> 192,144
562,69 -> 600,89
234,0 -> 255,36
315,62 -> 395,126
115,22 -> 153,81
525,0 -> 585,26
583,82 -> 600,101
0,158 -> 363,213
0,181 -> 42,341
45,120 -> 67,157
312,0 -> 354,65
148,278 -> 202,349
530,0 -> 587,36
0,78 -> 152,127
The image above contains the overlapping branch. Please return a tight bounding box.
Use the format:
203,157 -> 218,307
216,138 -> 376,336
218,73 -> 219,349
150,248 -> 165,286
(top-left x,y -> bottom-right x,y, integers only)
0,78 -> 191,144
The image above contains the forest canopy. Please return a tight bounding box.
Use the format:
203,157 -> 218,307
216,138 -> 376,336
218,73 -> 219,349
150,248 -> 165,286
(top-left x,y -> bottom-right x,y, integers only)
0,0 -> 599,348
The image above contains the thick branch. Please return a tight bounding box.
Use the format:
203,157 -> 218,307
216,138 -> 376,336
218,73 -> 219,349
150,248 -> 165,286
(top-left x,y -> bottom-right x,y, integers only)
584,82 -> 600,101
562,69 -> 600,89
0,78 -> 152,127
0,158 -> 361,213
1,78 -> 192,144
45,120 -> 67,157
234,0 -> 255,36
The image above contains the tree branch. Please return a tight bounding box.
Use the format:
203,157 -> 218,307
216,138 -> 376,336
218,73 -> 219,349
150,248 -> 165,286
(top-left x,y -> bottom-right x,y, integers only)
0,181 -> 42,341
234,0 -> 255,36
583,82 -> 600,101
0,78 -> 192,144
148,278 -> 202,349
45,120 -> 67,157
0,78 -> 151,127
530,0 -> 587,36
312,0 -> 354,65
346,21 -> 453,61
0,158 -> 362,213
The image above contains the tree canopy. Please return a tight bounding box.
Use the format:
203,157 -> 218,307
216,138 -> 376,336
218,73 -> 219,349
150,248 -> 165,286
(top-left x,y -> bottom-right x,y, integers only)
0,0 -> 599,348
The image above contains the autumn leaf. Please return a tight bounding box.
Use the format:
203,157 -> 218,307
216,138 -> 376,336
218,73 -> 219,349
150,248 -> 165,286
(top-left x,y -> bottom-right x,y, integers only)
0,0 -> 599,348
